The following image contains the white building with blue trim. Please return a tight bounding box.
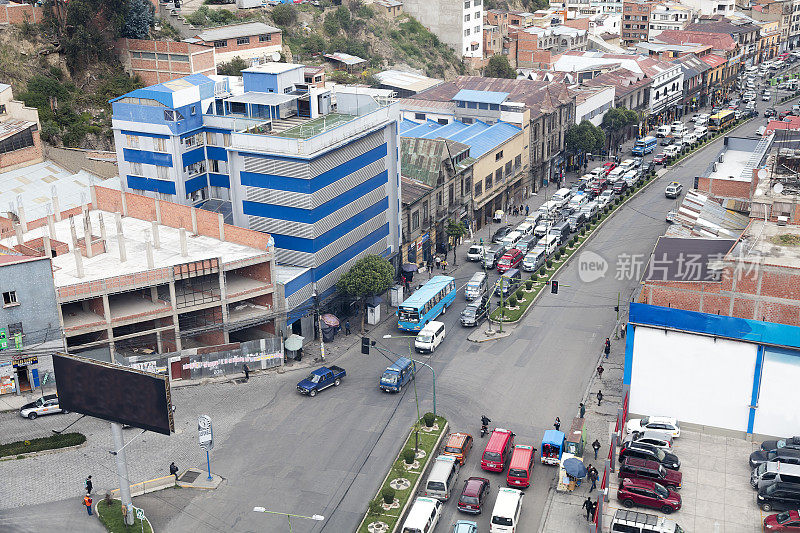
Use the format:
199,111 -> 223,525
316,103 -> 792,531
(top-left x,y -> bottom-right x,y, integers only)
111,64 -> 402,333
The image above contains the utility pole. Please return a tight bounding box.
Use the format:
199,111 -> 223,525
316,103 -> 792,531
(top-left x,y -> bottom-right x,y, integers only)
499,277 -> 505,334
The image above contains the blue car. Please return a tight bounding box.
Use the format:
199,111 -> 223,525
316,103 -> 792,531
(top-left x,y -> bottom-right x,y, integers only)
452,520 -> 478,533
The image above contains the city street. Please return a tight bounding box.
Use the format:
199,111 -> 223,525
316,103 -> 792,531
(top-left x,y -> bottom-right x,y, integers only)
0,92 -> 789,533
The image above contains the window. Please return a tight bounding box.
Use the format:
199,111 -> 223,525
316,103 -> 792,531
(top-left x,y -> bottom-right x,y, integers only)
495,150 -> 503,161
206,132 -> 216,145
411,210 -> 420,230
475,25 -> 480,33
485,173 -> 493,188
141,51 -> 156,59
157,53 -> 169,61
0,104 -> 6,114
437,191 -> 443,206
190,105 -> 196,116
465,13 -> 470,21
210,159 -> 220,173
2,291 -> 18,307
473,0 -> 480,5
259,34 -> 272,42
184,161 -> 206,176
495,168 -> 502,182
130,162 -> 143,175
214,40 -> 228,48
437,118 -> 448,125
164,110 -> 175,121
156,165 -> 170,179
464,0 -> 470,7
515,154 -> 521,169
505,160 -> 512,175
223,133 -> 232,147
153,137 -> 167,152
184,133 -> 204,148
170,54 -> 189,62
475,11 -> 480,18
126,134 -> 139,148
465,28 -> 470,36
415,113 -> 426,120
474,181 -> 482,196
237,37 -> 250,45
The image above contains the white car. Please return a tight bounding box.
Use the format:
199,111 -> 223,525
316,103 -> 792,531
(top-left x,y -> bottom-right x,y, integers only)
763,92 -> 771,101
631,430 -> 674,450
466,244 -> 487,262
626,416 -> 681,438
655,125 -> 671,138
19,394 -> 67,420
598,189 -> 614,207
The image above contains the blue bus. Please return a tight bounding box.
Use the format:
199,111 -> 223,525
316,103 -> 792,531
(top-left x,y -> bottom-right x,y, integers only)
631,135 -> 657,156
397,275 -> 456,331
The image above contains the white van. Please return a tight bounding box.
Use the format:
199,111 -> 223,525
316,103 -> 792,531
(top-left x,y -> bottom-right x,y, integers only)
501,230 -> 523,250
607,167 -> 626,182
610,509 -> 682,533
671,124 -> 687,137
525,213 -> 542,227
415,321 -> 445,354
694,126 -> 707,140
466,244 -> 487,262
464,272 -> 487,301
656,125 -> 671,138
515,222 -> 533,236
580,200 -> 599,220
423,455 -> 460,500
551,187 -> 572,207
401,497 -> 442,533
663,145 -> 680,157
540,234 -> 559,255
490,487 -> 523,533
682,131 -> 697,145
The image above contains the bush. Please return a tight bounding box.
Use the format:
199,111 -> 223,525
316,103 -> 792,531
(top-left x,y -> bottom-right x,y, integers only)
531,274 -> 538,282
581,227 -> 586,235
525,280 -> 533,290
508,296 -> 517,307
423,412 -> 436,427
271,4 -> 297,26
554,251 -> 562,260
402,448 -> 415,464
381,486 -> 396,505
368,498 -> 383,515
540,266 -> 547,275
0,433 -> 86,458
515,290 -> 523,300
546,259 -> 553,268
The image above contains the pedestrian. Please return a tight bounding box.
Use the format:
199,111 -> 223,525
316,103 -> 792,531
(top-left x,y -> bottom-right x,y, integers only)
589,466 -> 598,492
582,496 -> 593,521
554,416 -> 561,431
597,390 -> 604,406
525,205 -> 529,216
435,255 -> 441,270
597,364 -> 604,380
345,320 -> 351,335
604,337 -> 611,358
170,461 -> 179,481
621,323 -> 627,338
579,402 -> 585,418
84,494 -> 93,516
592,438 -> 601,460
442,259 -> 448,271
590,500 -> 597,522
243,363 -> 250,381
85,475 -> 92,495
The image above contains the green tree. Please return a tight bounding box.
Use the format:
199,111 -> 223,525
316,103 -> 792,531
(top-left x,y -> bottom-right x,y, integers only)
271,4 -> 297,27
337,255 -> 394,333
335,5 -> 352,30
217,57 -> 249,76
323,12 -> 341,36
565,120 -> 605,162
446,219 -> 468,265
484,55 -> 517,79
122,0 -> 154,39
600,107 -> 639,153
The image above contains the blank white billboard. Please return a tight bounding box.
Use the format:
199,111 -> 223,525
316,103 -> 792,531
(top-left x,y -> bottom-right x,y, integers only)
752,348 -> 800,437
630,326 -> 757,432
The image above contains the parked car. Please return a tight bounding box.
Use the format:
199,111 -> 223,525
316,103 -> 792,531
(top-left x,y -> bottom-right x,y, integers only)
457,477 -> 490,514
665,182 -> 683,199
492,226 -> 513,244
631,430 -> 674,450
627,416 -> 681,438
764,509 -> 800,530
618,457 -> 683,490
617,478 -> 682,514
460,296 -> 490,327
296,366 -> 346,397
764,91 -> 773,101
758,481 -> 800,512
762,437 -> 800,453
598,189 -> 615,207
452,520 -> 479,533
750,448 -> 800,470
653,153 -> 667,164
656,125 -> 671,138
619,441 -> 680,470
612,180 -> 629,195
19,394 -> 66,420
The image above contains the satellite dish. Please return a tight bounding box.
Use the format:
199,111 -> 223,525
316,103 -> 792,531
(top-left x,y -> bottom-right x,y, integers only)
757,168 -> 767,180
271,52 -> 281,62
755,188 -> 764,196
774,182 -> 785,194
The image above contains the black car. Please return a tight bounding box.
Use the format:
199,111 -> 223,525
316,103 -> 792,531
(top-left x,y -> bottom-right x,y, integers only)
612,181 -> 628,194
765,108 -> 777,118
750,448 -> 800,470
491,226 -> 513,244
644,161 -> 655,174
460,296 -> 490,327
757,481 -> 800,512
619,441 -> 680,470
761,436 -> 800,453
660,137 -> 674,146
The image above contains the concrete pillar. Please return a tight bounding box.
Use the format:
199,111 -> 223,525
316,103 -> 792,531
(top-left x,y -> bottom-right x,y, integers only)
145,239 -> 154,270
14,223 -> 23,246
151,221 -> 160,249
16,200 -> 27,232
90,185 -> 97,208
73,247 -> 84,278
179,228 -> 188,257
120,190 -> 128,217
43,234 -> 52,258
191,207 -> 198,235
52,195 -> 61,222
150,286 -> 159,302
155,197 -> 161,224
69,215 -> 78,248
115,213 -> 126,263
218,213 -> 225,241
101,293 -> 116,362
99,213 -> 107,246
47,214 -> 56,241
168,281 -> 182,351
83,211 -> 93,259
156,330 -> 164,353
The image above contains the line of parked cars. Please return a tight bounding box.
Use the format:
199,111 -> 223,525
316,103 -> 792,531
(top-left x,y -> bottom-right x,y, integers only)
748,435 -> 800,529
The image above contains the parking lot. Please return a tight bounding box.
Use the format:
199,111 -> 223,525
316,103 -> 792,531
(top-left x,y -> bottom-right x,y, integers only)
601,428 -> 772,533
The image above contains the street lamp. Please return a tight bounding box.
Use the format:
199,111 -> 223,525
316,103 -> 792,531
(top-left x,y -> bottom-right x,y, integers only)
253,507 -> 324,533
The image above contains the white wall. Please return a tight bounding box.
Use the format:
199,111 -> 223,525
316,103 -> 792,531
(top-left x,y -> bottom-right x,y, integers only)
752,347 -> 800,436
576,86 -> 615,126
630,326 -> 757,432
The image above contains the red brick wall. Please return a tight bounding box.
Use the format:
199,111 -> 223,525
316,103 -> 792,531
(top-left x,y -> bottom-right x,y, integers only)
695,176 -> 752,201
197,31 -> 282,55
236,262 -> 272,283
0,3 -> 43,24
115,38 -> 216,84
0,130 -> 43,171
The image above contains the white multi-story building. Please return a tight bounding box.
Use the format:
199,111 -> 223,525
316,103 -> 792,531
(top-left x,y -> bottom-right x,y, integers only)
592,0 -> 623,14
681,0 -> 734,17
649,3 -> 694,38
402,0 -> 483,59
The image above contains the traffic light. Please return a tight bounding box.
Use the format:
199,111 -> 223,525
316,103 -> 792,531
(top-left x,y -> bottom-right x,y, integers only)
361,337 -> 370,355
551,280 -> 559,294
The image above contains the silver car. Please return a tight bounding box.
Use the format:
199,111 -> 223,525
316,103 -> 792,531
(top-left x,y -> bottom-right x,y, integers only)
19,394 -> 66,419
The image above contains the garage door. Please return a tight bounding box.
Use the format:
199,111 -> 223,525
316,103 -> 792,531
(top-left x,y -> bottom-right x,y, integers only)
630,326 -> 757,432
752,346 -> 800,437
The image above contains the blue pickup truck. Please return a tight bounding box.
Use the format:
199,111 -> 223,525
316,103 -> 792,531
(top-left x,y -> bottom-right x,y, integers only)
297,365 -> 346,397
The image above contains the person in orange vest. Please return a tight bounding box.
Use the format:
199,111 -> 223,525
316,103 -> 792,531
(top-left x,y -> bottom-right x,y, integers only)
84,494 -> 93,516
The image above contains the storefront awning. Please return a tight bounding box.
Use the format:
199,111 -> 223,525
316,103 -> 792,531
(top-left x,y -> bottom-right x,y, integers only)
284,334 -> 304,351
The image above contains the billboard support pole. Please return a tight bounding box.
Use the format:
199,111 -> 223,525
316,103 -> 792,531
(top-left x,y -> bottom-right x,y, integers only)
111,422 -> 135,526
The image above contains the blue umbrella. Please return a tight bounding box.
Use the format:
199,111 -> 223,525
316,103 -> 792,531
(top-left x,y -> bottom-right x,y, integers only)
563,457 -> 587,478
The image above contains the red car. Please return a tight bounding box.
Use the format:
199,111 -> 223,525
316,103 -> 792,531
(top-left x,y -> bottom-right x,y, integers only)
618,457 -> 682,490
653,153 -> 667,164
618,478 -> 681,514
602,161 -> 617,174
590,178 -> 608,195
457,476 -> 490,514
497,249 -> 523,273
765,510 -> 800,530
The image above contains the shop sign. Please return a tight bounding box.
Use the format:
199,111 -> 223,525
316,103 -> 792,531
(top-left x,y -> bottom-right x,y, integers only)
12,356 -> 38,368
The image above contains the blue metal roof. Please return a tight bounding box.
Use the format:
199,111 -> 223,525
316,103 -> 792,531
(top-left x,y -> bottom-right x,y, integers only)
542,430 -> 565,447
400,119 -> 521,159
110,74 -> 215,108
452,89 -> 509,105
387,357 -> 413,371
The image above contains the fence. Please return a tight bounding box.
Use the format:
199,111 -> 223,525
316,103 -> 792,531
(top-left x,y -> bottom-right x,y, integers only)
594,389 -> 629,530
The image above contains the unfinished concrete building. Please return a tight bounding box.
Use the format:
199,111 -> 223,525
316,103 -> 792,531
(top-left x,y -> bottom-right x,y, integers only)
0,186 -> 279,363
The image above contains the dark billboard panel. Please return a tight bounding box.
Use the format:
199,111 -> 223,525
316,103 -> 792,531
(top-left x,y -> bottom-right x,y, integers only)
53,354 -> 174,435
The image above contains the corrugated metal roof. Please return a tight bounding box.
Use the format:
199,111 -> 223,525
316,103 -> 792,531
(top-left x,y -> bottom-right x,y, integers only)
400,118 -> 521,158
195,22 -> 280,42
644,236 -> 736,282
324,52 -> 368,66
452,89 -> 510,105
671,190 -> 750,239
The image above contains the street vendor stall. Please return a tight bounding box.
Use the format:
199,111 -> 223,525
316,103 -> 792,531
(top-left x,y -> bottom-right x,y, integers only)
541,429 -> 565,465
557,454 -> 587,492
564,417 -> 587,457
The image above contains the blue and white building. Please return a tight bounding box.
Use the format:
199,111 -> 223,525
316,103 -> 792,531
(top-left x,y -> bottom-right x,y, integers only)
111,63 -> 402,332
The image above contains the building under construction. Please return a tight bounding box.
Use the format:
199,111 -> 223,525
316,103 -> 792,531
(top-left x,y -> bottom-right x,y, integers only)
0,186 -> 279,364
